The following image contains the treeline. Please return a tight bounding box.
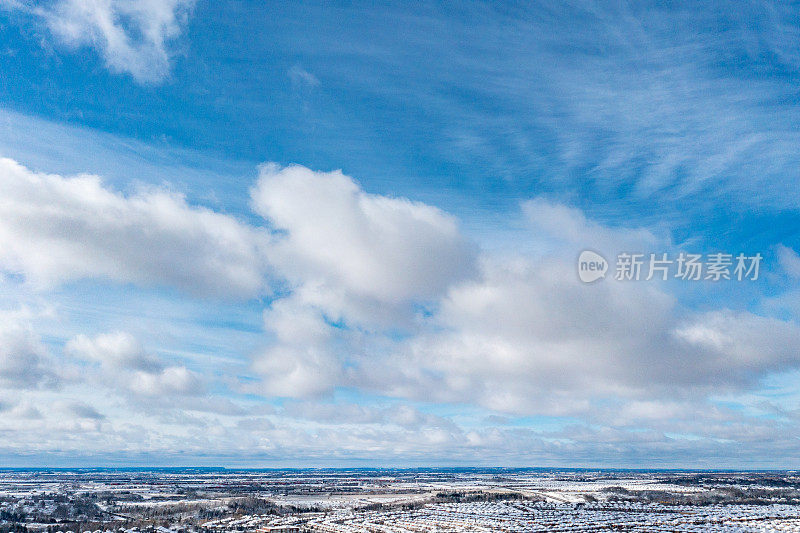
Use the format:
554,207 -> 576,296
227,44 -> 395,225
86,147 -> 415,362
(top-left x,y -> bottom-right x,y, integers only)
198,496 -> 321,519
0,524 -> 29,533
1,497 -> 102,523
601,486 -> 800,505
433,491 -> 530,503
357,490 -> 539,513
670,474 -> 800,489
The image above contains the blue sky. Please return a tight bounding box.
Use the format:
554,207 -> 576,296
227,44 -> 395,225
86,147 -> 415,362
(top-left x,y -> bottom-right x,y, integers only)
0,0 -> 799,467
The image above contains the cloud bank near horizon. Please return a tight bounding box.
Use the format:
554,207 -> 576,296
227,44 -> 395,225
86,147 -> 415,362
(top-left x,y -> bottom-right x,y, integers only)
0,155 -> 798,467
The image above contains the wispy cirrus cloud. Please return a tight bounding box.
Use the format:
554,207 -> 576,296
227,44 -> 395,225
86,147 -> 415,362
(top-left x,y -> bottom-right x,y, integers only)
289,1 -> 800,222
3,0 -> 194,82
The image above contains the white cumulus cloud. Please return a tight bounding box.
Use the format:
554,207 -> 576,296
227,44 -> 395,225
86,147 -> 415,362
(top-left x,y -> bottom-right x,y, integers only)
66,331 -> 162,372
65,331 -> 203,397
0,309 -> 57,389
0,158 -> 269,298
252,164 -> 477,306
